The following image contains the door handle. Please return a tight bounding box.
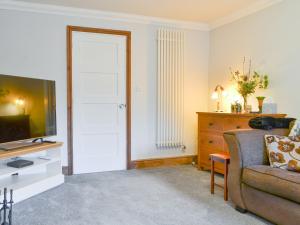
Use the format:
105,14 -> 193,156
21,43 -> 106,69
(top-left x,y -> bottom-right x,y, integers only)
118,104 -> 127,109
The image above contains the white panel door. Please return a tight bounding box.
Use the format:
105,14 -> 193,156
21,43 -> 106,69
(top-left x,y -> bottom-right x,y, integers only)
72,31 -> 127,174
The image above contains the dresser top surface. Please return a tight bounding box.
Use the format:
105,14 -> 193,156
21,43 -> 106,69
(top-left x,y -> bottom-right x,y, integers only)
196,112 -> 287,117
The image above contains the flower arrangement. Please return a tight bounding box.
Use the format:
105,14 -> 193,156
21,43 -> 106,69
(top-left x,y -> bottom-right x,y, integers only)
230,58 -> 269,111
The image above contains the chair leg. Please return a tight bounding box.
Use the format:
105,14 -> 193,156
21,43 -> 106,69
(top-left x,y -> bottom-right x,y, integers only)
224,161 -> 228,201
210,160 -> 215,194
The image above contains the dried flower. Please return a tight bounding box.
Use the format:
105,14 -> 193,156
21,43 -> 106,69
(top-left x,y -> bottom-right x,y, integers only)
230,58 -> 269,99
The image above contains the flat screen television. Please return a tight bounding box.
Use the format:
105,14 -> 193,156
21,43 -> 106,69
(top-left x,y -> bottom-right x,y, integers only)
0,74 -> 56,145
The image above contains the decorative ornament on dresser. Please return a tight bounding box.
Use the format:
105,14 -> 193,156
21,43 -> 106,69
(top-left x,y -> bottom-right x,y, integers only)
231,101 -> 242,113
230,57 -> 269,112
256,96 -> 266,113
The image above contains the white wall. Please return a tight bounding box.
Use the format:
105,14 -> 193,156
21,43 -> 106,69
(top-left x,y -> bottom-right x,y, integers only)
0,9 -> 209,165
209,0 -> 300,117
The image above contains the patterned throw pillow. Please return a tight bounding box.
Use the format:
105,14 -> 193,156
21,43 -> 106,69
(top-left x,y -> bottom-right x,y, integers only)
265,135 -> 300,173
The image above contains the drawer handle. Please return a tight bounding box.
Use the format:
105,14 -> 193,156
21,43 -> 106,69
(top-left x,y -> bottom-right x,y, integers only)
209,140 -> 214,144
236,126 -> 241,129
209,122 -> 214,126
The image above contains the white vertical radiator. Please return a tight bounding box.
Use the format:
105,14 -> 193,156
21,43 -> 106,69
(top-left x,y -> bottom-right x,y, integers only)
156,29 -> 185,150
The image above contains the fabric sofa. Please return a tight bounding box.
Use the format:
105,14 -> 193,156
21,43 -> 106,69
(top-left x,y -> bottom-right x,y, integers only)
223,129 -> 300,225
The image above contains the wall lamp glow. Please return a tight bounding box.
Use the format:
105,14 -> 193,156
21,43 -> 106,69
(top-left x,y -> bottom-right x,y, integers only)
15,98 -> 26,114
15,98 -> 25,106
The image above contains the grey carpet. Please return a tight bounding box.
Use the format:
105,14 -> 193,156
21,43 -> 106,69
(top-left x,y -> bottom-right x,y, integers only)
13,166 -> 271,225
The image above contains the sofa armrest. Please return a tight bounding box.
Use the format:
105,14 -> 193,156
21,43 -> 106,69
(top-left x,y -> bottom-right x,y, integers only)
223,128 -> 288,209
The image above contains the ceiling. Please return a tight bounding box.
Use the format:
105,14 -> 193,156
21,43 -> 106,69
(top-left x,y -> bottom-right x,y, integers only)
14,0 -> 273,23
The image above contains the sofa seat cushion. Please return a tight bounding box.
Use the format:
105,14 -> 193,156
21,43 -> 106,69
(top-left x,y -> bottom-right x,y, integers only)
243,165 -> 300,203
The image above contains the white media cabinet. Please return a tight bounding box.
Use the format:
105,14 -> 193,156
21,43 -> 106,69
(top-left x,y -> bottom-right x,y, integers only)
0,142 -> 64,203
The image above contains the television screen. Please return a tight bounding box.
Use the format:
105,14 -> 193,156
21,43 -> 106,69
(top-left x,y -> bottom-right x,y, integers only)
0,75 -> 56,144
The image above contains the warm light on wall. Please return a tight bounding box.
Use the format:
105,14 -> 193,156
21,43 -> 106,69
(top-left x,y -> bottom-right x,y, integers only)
211,91 -> 218,100
15,98 -> 26,114
15,98 -> 25,106
219,85 -> 244,112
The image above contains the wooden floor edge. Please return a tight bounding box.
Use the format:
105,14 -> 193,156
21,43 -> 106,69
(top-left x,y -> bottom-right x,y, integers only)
131,155 -> 197,169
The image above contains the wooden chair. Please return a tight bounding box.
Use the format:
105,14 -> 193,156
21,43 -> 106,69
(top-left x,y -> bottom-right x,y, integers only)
210,153 -> 230,201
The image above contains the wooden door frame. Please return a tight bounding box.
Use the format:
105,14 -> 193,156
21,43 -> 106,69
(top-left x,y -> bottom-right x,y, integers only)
66,25 -> 132,175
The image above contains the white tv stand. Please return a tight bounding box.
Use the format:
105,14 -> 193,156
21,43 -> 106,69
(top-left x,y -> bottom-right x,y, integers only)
0,142 -> 64,203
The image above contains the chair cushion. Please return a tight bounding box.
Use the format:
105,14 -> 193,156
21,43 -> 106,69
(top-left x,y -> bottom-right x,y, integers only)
243,165 -> 300,204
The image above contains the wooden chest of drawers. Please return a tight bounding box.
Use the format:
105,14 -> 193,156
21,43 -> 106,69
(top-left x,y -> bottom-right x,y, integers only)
197,112 -> 286,174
